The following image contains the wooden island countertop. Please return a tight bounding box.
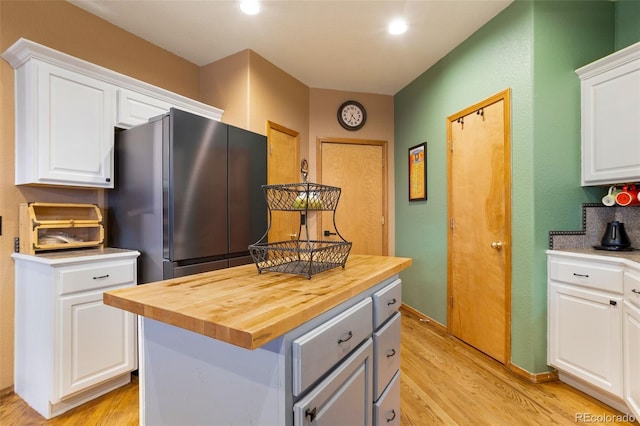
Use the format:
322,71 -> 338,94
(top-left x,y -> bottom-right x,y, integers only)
104,254 -> 411,350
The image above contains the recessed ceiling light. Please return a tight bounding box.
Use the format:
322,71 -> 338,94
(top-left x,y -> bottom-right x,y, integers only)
388,19 -> 408,35
240,0 -> 260,15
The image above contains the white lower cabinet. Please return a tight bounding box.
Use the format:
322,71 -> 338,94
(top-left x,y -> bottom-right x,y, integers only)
547,251 -> 637,416
59,287 -> 136,398
624,269 -> 640,419
624,301 -> 640,419
548,282 -> 623,397
12,249 -> 139,419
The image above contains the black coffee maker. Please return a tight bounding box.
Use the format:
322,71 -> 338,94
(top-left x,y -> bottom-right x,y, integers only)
594,221 -> 633,251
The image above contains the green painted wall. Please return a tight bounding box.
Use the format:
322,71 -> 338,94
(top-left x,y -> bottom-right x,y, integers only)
394,0 -> 617,374
615,0 -> 640,50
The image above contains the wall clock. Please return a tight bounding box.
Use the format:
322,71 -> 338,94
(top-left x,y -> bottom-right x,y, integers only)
337,100 -> 366,131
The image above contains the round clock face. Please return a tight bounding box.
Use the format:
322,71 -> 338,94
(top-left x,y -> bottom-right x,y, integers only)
338,101 -> 366,131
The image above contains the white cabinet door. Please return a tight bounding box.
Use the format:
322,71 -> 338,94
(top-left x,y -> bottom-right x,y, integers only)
577,42 -> 640,186
16,60 -> 115,188
624,301 -> 640,419
548,283 -> 623,397
293,339 -> 372,426
58,287 -> 136,399
116,88 -> 171,128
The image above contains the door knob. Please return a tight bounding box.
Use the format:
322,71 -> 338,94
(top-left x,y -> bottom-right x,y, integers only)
491,241 -> 503,250
289,233 -> 297,240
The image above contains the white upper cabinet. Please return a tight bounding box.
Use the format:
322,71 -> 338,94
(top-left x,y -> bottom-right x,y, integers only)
16,60 -> 116,188
577,41 -> 640,186
2,38 -> 223,189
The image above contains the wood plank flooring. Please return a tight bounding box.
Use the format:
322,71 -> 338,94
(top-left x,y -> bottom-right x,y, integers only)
0,307 -> 636,425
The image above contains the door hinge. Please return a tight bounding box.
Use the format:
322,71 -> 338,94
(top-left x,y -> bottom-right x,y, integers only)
382,216 -> 385,225
450,218 -> 454,230
450,296 -> 454,308
448,140 -> 453,152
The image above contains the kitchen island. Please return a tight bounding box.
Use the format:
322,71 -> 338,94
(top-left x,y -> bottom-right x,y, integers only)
104,254 -> 411,425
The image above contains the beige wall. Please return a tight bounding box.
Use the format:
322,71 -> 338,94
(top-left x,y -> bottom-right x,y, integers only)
201,49 -> 311,160
309,89 -> 395,254
0,0 -> 203,391
0,0 -> 397,393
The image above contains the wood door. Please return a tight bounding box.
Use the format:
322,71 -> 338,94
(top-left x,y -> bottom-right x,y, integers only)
266,121 -> 299,242
447,90 -> 511,364
318,138 -> 387,255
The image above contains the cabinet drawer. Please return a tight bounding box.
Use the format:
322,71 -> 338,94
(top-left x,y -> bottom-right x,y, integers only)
625,272 -> 640,309
373,279 -> 402,329
57,260 -> 136,295
293,338 -> 373,426
373,312 -> 401,400
374,370 -> 400,426
548,258 -> 623,293
292,298 -> 372,396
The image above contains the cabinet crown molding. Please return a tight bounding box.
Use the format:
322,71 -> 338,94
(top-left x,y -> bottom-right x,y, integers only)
1,38 -> 223,121
576,40 -> 640,79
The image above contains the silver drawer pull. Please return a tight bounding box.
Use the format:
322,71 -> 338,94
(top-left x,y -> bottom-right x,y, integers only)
337,331 -> 353,344
93,274 -> 110,280
387,298 -> 397,306
386,349 -> 397,358
572,273 -> 589,278
386,409 -> 397,422
632,289 -> 640,294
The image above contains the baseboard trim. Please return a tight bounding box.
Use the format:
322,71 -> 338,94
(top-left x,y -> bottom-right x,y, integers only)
0,385 -> 14,399
400,303 -> 558,384
400,303 -> 447,333
509,362 -> 558,383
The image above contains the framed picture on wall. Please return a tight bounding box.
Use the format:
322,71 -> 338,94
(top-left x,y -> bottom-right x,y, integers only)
408,142 -> 427,201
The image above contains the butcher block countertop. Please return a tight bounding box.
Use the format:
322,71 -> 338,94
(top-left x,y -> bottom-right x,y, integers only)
104,254 -> 412,350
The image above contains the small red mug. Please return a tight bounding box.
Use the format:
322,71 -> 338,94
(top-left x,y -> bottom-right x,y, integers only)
615,184 -> 639,206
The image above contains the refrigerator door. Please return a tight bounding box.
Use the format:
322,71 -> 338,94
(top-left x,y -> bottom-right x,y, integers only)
228,125 -> 268,257
167,108 -> 228,262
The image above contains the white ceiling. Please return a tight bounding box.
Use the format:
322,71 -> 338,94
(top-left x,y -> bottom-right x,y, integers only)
69,0 -> 513,95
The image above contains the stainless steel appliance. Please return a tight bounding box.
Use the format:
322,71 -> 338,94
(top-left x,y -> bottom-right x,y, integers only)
108,108 -> 267,283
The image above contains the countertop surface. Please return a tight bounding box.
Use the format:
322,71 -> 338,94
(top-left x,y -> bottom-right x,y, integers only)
11,247 -> 140,264
104,254 -> 412,350
549,247 -> 640,264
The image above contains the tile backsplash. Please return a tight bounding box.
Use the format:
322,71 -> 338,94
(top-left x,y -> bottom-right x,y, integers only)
549,204 -> 640,250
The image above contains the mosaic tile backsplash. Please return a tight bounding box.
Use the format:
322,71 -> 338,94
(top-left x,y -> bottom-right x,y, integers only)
549,204 -> 640,250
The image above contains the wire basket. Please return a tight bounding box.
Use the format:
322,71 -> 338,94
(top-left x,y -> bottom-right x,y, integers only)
263,182 -> 342,211
249,240 -> 352,279
250,181 -> 351,279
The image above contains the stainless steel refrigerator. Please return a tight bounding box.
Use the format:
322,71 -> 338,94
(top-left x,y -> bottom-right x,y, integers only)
108,108 -> 267,284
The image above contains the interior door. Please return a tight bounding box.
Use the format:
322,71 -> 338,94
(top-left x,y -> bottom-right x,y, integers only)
447,89 -> 511,364
266,121 -> 300,242
319,139 -> 387,255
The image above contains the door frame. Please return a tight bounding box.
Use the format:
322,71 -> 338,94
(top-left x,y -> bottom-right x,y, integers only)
317,137 -> 389,255
446,88 -> 512,366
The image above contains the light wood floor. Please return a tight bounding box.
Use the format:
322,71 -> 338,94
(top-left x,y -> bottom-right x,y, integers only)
1,308 -> 636,425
